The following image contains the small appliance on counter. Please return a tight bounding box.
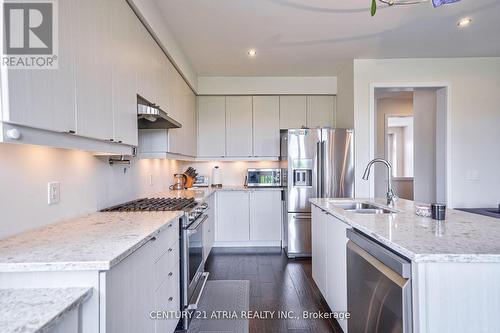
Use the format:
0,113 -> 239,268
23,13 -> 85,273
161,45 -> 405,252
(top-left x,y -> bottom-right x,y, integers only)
211,166 -> 222,188
246,168 -> 283,187
170,173 -> 187,190
193,175 -> 210,187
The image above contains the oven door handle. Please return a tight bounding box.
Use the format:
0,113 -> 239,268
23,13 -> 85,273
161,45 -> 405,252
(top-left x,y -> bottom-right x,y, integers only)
187,215 -> 208,235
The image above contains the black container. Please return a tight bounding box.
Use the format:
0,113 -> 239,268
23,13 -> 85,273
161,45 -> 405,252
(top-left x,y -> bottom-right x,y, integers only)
431,203 -> 446,220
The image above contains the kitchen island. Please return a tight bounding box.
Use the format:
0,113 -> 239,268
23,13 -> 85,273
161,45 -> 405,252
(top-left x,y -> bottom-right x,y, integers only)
310,198 -> 500,333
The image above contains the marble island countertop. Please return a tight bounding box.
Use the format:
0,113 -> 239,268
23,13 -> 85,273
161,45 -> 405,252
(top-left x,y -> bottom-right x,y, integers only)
310,198 -> 500,263
0,211 -> 183,272
0,287 -> 92,333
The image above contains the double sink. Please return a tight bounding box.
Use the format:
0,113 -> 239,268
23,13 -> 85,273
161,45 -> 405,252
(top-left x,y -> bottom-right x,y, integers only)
328,201 -> 398,214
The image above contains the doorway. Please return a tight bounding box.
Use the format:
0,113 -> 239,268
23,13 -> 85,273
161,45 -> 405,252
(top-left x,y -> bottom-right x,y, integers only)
373,87 -> 448,204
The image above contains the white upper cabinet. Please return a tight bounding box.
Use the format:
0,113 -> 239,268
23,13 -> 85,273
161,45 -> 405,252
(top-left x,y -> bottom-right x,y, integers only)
307,95 -> 336,128
225,96 -> 253,157
279,96 -> 307,129
252,96 -> 280,157
110,0 -> 138,146
1,0 -> 76,133
74,0 -> 113,141
197,96 -> 226,157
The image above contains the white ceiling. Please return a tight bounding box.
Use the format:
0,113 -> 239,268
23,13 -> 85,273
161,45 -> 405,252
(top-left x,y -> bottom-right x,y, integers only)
154,0 -> 500,76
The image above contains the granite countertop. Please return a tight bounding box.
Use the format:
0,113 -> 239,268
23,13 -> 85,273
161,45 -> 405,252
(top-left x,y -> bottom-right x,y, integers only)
0,211 -> 183,272
310,198 -> 500,263
0,287 -> 92,333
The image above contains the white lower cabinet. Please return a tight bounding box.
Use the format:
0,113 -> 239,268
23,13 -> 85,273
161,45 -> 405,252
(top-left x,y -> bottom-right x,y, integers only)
216,190 -> 282,245
104,219 -> 180,333
250,191 -> 282,241
311,206 -> 327,296
312,205 -> 350,332
217,191 -> 250,242
203,194 -> 216,261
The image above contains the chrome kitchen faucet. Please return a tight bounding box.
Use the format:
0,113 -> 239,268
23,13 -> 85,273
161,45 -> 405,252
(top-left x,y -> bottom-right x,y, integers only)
362,158 -> 398,207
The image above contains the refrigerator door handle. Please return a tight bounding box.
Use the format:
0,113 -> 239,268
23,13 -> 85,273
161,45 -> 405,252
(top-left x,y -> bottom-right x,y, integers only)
321,140 -> 326,198
316,141 -> 322,198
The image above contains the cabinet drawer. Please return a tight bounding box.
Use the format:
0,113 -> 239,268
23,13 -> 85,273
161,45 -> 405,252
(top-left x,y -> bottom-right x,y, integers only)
152,219 -> 179,261
154,265 -> 180,333
154,240 -> 180,289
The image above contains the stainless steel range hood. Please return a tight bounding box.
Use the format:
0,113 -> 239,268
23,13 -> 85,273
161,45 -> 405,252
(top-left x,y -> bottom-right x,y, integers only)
137,96 -> 181,130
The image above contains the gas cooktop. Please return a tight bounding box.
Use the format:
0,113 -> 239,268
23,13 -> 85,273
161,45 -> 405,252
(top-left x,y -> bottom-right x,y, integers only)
101,197 -> 197,212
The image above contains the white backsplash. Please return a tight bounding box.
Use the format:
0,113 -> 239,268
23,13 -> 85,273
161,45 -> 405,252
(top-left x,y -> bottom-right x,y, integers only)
181,161 -> 280,187
0,143 -> 182,239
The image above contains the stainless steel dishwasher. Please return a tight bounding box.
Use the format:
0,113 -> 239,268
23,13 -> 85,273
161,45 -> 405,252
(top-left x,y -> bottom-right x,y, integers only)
346,229 -> 412,333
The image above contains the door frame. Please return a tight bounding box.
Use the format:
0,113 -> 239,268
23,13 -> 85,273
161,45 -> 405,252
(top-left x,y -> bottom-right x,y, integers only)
368,83 -> 452,207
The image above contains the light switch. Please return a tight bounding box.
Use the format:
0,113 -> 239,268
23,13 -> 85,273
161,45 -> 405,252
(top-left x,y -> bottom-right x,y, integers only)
48,182 -> 60,205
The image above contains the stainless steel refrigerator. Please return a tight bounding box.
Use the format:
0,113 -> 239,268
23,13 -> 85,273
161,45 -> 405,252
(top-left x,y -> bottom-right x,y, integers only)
280,128 -> 355,258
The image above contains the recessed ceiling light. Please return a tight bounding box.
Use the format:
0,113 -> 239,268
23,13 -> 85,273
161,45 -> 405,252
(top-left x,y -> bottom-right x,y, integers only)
247,49 -> 257,57
457,17 -> 472,28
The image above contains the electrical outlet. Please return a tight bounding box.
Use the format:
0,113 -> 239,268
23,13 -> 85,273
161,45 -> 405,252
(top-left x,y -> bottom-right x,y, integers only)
149,174 -> 153,186
48,182 -> 60,205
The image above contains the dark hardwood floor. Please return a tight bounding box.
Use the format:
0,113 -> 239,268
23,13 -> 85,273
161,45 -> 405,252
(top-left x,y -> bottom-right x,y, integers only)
205,247 -> 343,333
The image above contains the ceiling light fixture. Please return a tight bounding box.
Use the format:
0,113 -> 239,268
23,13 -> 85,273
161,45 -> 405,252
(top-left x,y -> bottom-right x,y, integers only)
457,17 -> 472,28
247,49 -> 257,57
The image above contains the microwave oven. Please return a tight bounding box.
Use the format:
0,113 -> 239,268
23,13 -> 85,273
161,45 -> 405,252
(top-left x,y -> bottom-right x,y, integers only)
246,168 -> 283,187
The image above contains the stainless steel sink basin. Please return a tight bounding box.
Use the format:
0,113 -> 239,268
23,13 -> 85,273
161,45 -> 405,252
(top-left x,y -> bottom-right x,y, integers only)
329,201 -> 397,214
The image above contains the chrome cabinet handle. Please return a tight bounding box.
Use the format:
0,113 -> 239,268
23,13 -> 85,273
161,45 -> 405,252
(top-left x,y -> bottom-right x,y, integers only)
150,237 -> 156,242
168,272 -> 173,277
168,297 -> 174,302
168,248 -> 173,252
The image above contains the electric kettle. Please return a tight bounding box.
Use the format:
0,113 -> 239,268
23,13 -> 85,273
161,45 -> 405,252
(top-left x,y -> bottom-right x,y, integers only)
170,173 -> 187,190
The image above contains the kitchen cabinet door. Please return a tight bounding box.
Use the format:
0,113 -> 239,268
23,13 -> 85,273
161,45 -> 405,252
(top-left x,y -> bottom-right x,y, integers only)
279,96 -> 307,129
197,96 -> 226,157
167,69 -> 185,155
311,206 -> 327,296
74,0 -> 113,141
307,96 -> 336,128
184,85 -> 197,157
253,96 -> 280,157
326,214 -> 349,332
216,191 -> 250,242
249,191 -> 282,241
110,0 -> 138,146
225,96 -> 253,157
1,0 -> 76,133
105,238 -> 155,333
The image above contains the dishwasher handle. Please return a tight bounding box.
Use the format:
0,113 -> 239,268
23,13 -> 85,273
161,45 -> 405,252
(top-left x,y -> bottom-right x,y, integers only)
347,229 -> 411,279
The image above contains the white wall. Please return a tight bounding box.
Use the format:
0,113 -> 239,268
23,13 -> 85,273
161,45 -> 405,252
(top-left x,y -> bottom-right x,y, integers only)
197,76 -> 337,95
182,161 -> 280,186
0,143 -> 182,239
336,62 -> 355,128
413,89 -> 437,203
353,58 -> 500,208
375,97 -> 413,197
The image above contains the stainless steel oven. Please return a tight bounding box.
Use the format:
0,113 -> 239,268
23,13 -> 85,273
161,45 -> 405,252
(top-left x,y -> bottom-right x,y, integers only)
180,210 -> 209,330
347,229 -> 412,333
